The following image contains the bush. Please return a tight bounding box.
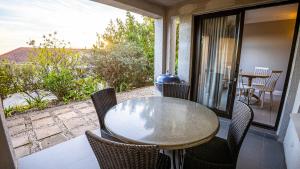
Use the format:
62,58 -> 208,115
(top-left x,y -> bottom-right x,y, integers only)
91,42 -> 151,92
12,63 -> 46,102
4,100 -> 49,117
63,76 -> 100,102
43,68 -> 75,101
43,69 -> 100,103
0,60 -> 15,107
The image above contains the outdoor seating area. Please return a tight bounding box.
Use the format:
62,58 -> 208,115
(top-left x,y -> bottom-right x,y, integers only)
1,1 -> 300,169
17,84 -> 285,169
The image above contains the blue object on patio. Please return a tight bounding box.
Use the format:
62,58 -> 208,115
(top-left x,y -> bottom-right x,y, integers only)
155,72 -> 181,92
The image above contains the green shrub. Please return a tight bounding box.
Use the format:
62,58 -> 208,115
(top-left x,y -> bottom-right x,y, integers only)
4,100 -> 49,117
43,68 -> 76,101
91,42 -> 151,92
63,76 -> 100,102
0,60 -> 15,107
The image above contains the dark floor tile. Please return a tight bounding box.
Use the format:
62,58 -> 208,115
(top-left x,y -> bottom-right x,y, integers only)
237,132 -> 264,169
261,136 -> 286,169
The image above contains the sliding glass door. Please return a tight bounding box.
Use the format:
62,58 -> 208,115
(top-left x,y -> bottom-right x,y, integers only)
193,12 -> 243,117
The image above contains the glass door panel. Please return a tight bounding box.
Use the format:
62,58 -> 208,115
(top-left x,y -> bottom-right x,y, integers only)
196,14 -> 241,115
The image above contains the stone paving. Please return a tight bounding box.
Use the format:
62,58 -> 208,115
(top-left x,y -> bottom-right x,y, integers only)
5,86 -> 158,159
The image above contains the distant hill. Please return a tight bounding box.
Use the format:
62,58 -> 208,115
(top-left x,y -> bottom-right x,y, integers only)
0,47 -> 91,63
0,47 -> 33,63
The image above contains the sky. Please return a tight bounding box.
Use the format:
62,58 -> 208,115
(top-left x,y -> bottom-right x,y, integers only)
0,0 -> 143,54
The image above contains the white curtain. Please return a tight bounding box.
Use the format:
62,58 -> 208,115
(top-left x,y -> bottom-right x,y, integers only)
197,15 -> 238,111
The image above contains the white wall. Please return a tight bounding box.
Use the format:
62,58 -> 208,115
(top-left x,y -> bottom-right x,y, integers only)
292,81 -> 300,114
240,19 -> 296,92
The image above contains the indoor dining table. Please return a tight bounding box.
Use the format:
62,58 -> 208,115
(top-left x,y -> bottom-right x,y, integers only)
104,96 -> 219,169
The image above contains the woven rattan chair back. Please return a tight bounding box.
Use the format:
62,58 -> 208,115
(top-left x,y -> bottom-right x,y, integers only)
91,88 -> 117,130
262,70 -> 282,91
253,67 -> 271,85
227,101 -> 254,160
162,83 -> 190,100
86,131 -> 159,169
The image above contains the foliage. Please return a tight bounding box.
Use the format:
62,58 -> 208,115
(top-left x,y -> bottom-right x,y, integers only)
28,32 -> 97,102
43,68 -> 75,101
4,105 -> 31,117
96,12 -> 154,78
63,76 -> 100,102
12,63 -> 46,102
91,42 -> 150,92
0,60 -> 15,107
4,100 -> 48,117
28,32 -> 82,75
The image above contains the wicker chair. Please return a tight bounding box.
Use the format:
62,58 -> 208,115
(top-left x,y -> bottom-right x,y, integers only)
254,70 -> 282,109
252,67 -> 271,87
183,101 -> 254,169
86,131 -> 171,169
91,88 -> 117,131
237,75 -> 255,105
162,83 -> 190,100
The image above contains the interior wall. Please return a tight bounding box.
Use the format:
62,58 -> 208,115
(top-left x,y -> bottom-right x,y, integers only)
239,19 -> 296,92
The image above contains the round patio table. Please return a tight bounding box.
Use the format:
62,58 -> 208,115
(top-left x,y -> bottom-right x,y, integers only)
104,96 -> 219,169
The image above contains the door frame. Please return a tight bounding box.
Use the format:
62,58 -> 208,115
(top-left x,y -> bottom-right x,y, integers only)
191,0 -> 300,130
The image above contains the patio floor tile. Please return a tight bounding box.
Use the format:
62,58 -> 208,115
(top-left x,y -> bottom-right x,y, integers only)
57,111 -> 78,121
35,125 -> 62,140
70,124 -> 97,137
52,108 -> 73,115
84,113 -> 98,122
32,117 -> 55,129
78,107 -> 95,114
63,117 -> 86,129
11,135 -> 30,148
73,102 -> 89,109
15,145 -> 31,159
41,134 -> 68,149
7,118 -> 25,128
9,124 -> 26,136
30,112 -> 51,121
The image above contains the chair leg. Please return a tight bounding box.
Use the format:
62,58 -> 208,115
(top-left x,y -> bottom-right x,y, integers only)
239,89 -> 243,101
247,89 -> 252,105
270,91 -> 273,111
261,91 -> 265,108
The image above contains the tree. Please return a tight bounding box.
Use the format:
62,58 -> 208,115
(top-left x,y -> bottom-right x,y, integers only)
27,32 -> 92,102
12,63 -> 46,105
28,32 -> 83,75
91,42 -> 150,92
0,60 -> 14,107
97,12 -> 155,78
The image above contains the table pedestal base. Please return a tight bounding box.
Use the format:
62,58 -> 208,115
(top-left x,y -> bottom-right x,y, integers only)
162,150 -> 185,169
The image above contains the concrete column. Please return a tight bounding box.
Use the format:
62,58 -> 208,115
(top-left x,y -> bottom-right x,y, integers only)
177,15 -> 193,82
154,17 -> 167,79
166,17 -> 177,74
277,26 -> 300,141
0,99 -> 17,169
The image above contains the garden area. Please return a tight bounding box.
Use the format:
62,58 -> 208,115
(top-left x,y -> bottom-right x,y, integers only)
0,12 -> 155,117
0,12 -> 160,158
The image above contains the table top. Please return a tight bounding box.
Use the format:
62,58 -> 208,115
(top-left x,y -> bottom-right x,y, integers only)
104,96 -> 219,150
239,72 -> 270,78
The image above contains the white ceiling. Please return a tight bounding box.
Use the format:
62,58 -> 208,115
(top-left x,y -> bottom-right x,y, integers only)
245,4 -> 298,24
